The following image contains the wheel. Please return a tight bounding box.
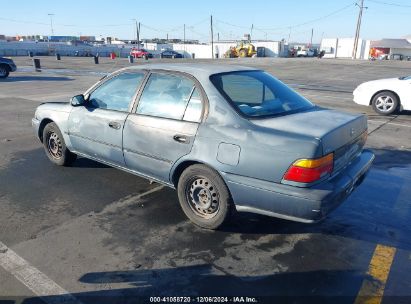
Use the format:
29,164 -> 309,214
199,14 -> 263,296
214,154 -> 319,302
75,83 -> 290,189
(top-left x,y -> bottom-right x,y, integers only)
371,91 -> 399,115
0,64 -> 10,78
238,49 -> 248,58
177,164 -> 231,229
42,122 -> 77,166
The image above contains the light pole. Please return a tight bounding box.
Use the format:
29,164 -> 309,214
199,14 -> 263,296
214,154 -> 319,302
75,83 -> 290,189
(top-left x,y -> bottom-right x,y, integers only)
48,13 -> 54,36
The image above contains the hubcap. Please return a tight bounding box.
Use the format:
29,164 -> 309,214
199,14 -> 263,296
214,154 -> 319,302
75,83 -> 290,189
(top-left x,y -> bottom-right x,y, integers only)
187,177 -> 219,219
0,67 -> 6,76
375,96 -> 394,112
47,132 -> 62,159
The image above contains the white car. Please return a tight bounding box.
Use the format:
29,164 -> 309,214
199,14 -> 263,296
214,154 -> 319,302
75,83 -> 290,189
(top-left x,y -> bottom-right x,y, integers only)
353,76 -> 411,115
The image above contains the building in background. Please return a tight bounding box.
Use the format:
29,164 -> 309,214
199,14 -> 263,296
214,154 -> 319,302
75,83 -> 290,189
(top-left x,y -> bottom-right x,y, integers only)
369,39 -> 411,59
320,38 -> 370,59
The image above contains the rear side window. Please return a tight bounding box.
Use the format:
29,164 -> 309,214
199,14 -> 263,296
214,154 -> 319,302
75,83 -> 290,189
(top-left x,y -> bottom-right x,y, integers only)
136,73 -> 202,122
210,71 -> 313,118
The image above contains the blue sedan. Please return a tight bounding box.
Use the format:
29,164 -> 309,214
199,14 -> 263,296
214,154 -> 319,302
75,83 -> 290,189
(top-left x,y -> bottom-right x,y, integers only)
32,64 -> 374,229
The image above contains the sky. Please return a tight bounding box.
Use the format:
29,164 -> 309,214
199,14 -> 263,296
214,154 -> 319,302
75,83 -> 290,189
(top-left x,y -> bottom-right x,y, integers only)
0,0 -> 410,43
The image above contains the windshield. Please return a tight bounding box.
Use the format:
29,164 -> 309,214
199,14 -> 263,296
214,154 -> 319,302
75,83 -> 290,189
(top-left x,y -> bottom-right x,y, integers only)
210,70 -> 314,118
399,75 -> 411,80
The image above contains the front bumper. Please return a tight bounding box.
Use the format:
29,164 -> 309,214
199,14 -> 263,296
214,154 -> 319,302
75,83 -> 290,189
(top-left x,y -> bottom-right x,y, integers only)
31,117 -> 41,140
9,63 -> 17,72
225,150 -> 375,223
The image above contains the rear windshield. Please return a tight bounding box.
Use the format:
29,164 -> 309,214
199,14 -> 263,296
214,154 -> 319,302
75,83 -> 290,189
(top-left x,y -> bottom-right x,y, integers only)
210,71 -> 314,118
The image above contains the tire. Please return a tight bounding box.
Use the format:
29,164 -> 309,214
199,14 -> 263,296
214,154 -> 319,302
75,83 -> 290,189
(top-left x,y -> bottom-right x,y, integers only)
239,49 -> 247,58
42,122 -> 77,166
0,64 -> 10,78
177,164 -> 231,229
371,91 -> 399,115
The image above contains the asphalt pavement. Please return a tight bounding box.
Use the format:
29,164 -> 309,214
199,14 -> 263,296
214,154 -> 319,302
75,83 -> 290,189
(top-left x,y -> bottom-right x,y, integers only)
0,56 -> 410,304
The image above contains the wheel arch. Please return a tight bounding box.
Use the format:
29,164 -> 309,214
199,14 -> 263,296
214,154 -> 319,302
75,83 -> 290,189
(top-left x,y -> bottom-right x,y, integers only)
38,118 -> 54,141
171,160 -> 205,187
370,90 -> 401,107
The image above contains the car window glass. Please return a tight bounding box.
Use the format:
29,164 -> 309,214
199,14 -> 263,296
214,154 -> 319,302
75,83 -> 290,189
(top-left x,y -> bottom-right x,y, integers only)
210,71 -> 313,117
88,73 -> 144,111
137,73 -> 196,120
220,74 -> 276,104
183,88 -> 202,122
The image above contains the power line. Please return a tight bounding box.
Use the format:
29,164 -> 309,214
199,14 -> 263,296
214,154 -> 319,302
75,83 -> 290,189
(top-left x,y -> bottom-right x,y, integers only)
368,0 -> 411,7
256,2 -> 356,31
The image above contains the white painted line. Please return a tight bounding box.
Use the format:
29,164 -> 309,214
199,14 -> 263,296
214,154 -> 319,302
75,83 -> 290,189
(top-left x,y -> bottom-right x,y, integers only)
0,241 -> 82,304
102,184 -> 164,214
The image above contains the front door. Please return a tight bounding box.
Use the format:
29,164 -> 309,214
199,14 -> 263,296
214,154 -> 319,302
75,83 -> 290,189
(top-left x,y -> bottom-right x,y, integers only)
123,72 -> 204,182
67,71 -> 146,165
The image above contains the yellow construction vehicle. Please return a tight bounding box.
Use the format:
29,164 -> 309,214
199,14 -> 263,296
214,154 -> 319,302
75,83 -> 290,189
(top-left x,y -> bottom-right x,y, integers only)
225,41 -> 257,58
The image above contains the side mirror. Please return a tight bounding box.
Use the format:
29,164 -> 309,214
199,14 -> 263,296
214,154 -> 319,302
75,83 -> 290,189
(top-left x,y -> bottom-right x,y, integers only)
71,94 -> 86,107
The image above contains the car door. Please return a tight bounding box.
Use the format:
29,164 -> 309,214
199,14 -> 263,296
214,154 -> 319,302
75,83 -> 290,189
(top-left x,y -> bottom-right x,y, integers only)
67,71 -> 146,165
123,71 -> 204,182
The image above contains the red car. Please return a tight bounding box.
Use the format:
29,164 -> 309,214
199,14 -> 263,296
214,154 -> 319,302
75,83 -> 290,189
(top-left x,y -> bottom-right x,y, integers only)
130,48 -> 153,59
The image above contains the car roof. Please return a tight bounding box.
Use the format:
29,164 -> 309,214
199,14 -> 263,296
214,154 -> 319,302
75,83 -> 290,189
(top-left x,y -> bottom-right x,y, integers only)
122,63 -> 257,78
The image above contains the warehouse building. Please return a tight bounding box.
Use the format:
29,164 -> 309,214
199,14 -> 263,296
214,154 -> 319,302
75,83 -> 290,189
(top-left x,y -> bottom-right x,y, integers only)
369,38 -> 411,59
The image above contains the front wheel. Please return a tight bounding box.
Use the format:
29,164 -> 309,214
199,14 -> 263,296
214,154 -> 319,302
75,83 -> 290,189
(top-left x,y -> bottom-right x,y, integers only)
371,91 -> 399,115
0,65 -> 10,78
43,122 -> 77,166
177,165 -> 231,229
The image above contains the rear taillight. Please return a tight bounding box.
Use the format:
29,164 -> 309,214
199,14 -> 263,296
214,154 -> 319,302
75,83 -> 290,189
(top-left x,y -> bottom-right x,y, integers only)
283,153 -> 334,184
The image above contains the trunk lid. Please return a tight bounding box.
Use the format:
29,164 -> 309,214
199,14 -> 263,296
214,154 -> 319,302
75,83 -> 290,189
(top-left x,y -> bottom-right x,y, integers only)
251,107 -> 368,173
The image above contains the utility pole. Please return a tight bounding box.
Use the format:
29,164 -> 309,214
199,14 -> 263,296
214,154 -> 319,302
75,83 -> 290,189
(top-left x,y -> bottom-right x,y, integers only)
250,24 -> 254,41
136,21 -> 140,50
210,15 -> 214,59
184,24 -> 186,50
352,0 -> 365,59
288,27 -> 291,43
48,13 -> 54,36
310,28 -> 314,47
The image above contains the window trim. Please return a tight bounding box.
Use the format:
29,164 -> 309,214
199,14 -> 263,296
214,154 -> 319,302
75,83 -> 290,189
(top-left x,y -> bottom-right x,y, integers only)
83,70 -> 149,113
132,69 -> 209,123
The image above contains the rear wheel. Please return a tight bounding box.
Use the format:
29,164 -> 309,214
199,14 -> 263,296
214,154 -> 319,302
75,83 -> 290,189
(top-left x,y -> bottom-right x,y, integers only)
177,164 -> 231,229
371,91 -> 399,115
0,64 -> 10,78
43,122 -> 77,166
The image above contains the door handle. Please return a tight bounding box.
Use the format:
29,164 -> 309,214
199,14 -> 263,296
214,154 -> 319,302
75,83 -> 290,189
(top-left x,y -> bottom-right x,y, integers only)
108,121 -> 121,130
173,135 -> 189,144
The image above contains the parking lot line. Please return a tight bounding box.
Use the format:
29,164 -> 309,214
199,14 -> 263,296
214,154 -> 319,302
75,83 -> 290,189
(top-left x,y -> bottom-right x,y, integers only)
0,241 -> 83,304
354,244 -> 396,304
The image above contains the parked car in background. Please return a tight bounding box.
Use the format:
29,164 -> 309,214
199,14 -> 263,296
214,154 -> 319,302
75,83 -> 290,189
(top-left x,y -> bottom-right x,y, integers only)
130,48 -> 153,59
32,64 -> 374,229
160,50 -> 183,58
353,75 -> 411,115
0,57 -> 17,78
297,48 -> 315,57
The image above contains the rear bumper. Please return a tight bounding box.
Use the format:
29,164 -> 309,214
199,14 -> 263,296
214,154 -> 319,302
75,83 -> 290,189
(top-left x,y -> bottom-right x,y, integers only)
225,150 -> 375,223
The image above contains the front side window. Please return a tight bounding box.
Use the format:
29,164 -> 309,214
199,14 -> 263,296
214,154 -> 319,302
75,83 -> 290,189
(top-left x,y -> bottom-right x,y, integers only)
137,73 -> 202,121
210,71 -> 314,118
88,72 -> 145,111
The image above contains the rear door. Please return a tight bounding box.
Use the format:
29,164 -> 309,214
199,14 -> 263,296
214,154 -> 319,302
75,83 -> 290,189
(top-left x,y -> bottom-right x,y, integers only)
123,71 -> 204,182
67,71 -> 146,165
